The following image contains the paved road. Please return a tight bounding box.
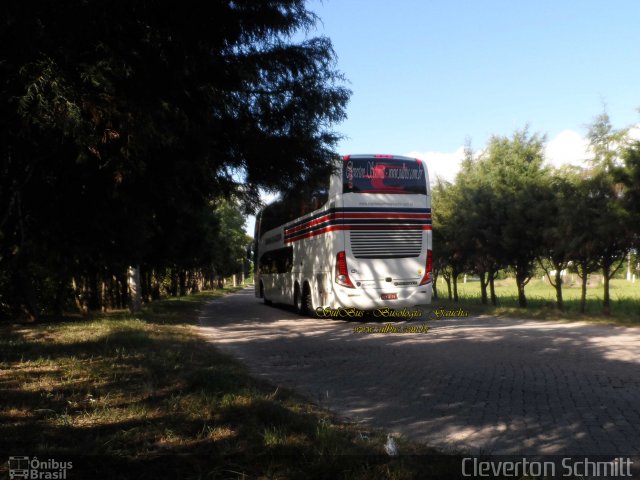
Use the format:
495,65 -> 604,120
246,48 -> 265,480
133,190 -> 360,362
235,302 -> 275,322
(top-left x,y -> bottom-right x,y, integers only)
199,288 -> 640,455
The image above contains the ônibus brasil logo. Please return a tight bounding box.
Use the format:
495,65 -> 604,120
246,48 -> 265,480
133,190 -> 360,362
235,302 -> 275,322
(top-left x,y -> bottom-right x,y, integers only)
8,456 -> 72,479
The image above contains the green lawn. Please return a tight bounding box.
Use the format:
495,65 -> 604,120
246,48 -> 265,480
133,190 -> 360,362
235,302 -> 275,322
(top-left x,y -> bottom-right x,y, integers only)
434,277 -> 640,324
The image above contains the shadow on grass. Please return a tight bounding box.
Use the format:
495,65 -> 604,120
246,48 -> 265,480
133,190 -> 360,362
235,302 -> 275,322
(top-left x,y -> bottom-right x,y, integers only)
0,289 -> 464,479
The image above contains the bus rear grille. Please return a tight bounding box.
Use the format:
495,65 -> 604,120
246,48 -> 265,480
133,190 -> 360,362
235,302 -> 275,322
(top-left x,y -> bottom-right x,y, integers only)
350,230 -> 423,259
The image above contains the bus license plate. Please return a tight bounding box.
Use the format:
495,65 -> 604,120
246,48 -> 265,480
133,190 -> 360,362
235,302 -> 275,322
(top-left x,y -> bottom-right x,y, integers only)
381,293 -> 397,300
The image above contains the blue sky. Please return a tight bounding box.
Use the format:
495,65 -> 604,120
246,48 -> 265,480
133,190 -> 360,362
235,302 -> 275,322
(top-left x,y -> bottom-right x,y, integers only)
245,0 -> 640,234
311,0 -> 639,154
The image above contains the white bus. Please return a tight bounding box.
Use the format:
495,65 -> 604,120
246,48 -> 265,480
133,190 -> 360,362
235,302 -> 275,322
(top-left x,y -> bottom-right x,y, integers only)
254,154 -> 432,314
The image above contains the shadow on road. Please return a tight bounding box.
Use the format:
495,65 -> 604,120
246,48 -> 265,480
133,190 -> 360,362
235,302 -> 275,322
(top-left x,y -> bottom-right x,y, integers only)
199,288 -> 640,456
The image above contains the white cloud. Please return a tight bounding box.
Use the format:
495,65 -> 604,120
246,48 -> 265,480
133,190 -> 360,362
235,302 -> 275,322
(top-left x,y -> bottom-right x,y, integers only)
544,129 -> 590,168
406,147 -> 467,184
628,123 -> 640,141
408,129 -> 595,184
543,123 -> 640,169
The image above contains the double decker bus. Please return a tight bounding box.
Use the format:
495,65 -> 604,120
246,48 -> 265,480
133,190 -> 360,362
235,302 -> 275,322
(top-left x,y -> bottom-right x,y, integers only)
254,154 -> 432,314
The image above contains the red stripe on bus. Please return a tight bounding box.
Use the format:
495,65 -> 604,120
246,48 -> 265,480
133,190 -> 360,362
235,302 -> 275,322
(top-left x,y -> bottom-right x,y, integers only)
285,224 -> 432,243
285,213 -> 335,235
338,213 -> 431,219
284,213 -> 432,235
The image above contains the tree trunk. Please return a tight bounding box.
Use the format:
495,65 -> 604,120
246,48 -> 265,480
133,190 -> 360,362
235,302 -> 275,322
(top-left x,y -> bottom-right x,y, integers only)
602,263 -> 611,316
516,281 -> 527,308
554,269 -> 564,311
489,268 -> 497,306
120,273 -> 129,309
108,276 -> 117,310
178,270 -> 187,296
432,270 -> 439,300
443,275 -> 452,300
579,269 -> 587,313
71,276 -> 87,315
514,262 -> 529,308
101,280 -> 107,312
452,271 -> 459,302
146,269 -> 153,301
88,269 -> 100,311
479,270 -> 488,305
514,268 -> 528,308
151,270 -> 161,300
14,267 -> 39,321
170,269 -> 178,296
127,266 -> 142,312
53,277 -> 67,317
189,271 -> 199,293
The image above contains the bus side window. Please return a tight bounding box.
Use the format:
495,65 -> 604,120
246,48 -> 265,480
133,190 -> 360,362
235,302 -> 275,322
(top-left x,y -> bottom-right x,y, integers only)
259,252 -> 270,274
260,247 -> 293,274
309,173 -> 330,212
311,188 -> 328,210
285,247 -> 293,273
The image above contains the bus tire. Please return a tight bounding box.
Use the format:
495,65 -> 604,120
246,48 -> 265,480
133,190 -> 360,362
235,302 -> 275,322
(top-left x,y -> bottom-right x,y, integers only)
294,283 -> 304,315
261,281 -> 272,305
303,283 -> 314,316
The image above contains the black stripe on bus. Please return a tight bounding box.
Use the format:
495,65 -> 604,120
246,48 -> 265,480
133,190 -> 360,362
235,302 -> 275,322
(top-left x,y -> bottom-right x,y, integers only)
283,206 -> 431,231
283,219 -> 432,241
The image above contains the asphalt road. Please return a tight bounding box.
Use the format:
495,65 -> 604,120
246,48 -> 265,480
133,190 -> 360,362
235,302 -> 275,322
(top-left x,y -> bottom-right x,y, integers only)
199,287 -> 640,455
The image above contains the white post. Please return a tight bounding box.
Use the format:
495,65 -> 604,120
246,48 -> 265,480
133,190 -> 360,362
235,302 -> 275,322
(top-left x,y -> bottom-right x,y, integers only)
627,251 -> 632,281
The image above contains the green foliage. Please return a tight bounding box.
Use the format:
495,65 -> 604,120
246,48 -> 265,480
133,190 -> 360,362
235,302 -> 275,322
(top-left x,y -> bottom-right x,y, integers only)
431,179 -> 461,299
467,129 -> 549,307
620,140 -> 640,242
0,1 -> 350,318
434,114 -> 638,314
586,112 -> 628,170
210,199 -> 253,278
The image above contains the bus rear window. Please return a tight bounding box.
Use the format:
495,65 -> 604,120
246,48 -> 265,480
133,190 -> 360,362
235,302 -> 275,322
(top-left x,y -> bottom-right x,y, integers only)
343,158 -> 426,194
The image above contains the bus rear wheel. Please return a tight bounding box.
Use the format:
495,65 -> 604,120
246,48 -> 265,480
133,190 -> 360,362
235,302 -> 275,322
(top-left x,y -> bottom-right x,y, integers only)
261,281 -> 272,305
295,283 -> 313,316
294,284 -> 304,315
303,283 -> 314,316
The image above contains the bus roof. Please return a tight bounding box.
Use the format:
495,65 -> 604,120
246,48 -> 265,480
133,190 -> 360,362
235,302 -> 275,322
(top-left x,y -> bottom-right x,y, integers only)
342,154 -> 423,162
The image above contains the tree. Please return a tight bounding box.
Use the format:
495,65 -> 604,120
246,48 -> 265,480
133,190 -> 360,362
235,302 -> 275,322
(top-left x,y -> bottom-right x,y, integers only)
453,145 -> 504,305
535,168 -> 572,310
586,112 -> 628,171
432,180 -> 466,301
210,200 -> 253,282
0,1 -> 350,318
585,113 -> 632,314
478,129 -> 549,308
620,138 -> 640,244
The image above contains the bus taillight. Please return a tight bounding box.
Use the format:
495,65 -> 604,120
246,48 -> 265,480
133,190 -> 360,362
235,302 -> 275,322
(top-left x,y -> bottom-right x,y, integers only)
419,249 -> 432,285
335,251 -> 355,288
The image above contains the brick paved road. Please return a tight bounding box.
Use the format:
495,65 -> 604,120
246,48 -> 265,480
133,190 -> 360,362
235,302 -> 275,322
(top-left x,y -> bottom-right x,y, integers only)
199,288 -> 640,455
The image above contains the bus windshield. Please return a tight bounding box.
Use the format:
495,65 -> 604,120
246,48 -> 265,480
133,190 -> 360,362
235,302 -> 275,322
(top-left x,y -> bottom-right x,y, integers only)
343,158 -> 426,194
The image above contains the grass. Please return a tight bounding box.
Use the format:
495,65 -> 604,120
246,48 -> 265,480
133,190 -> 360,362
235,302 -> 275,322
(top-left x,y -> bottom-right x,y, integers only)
434,277 -> 640,325
1,285 -> 466,480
